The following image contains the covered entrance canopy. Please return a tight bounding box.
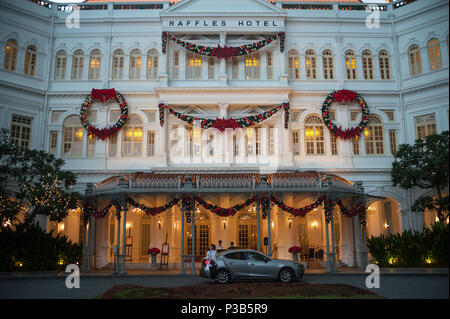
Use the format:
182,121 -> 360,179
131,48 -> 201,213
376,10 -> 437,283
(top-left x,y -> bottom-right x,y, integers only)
82,170 -> 383,275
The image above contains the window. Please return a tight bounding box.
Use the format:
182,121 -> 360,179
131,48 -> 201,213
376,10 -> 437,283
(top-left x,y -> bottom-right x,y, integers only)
122,115 -> 143,157
24,45 -> 37,76
112,49 -> 124,80
232,56 -> 239,80
224,251 -> 247,260
364,115 -> 384,155
352,135 -> 360,155
329,110 -> 336,121
172,50 -> 180,79
54,50 -> 67,80
109,133 -> 117,157
171,125 -> 182,157
129,49 -> 142,80
184,125 -> 201,157
245,53 -> 260,80
389,129 -> 397,155
382,110 -> 395,122
268,126 -> 275,156
233,134 -> 239,157
331,134 -> 338,155
89,49 -> 101,80
62,115 -> 83,157
414,113 -> 436,139
305,49 -> 317,80
208,57 -> 215,80
4,39 -> 18,71
49,131 -> 58,154
408,45 -> 422,76
322,50 -> 334,80
10,114 -> 32,149
304,115 -> 325,155
148,131 -> 155,157
378,50 -> 391,80
186,52 -> 202,80
86,134 -> 95,158
350,110 -> 360,122
247,252 -> 267,262
361,50 -> 374,80
245,127 -> 260,156
146,49 -> 159,80
291,130 -> 300,156
140,218 -> 151,256
288,49 -> 300,80
207,134 -> 214,157
345,50 -> 357,80
71,50 -> 84,80
427,39 -> 442,71
266,51 -> 273,80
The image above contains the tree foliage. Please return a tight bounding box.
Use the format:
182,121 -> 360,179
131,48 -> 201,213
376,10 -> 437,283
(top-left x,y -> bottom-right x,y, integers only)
391,130 -> 449,222
0,129 -> 80,226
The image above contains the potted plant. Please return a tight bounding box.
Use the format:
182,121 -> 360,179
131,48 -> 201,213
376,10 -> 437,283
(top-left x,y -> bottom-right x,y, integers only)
288,246 -> 302,261
148,247 -> 161,268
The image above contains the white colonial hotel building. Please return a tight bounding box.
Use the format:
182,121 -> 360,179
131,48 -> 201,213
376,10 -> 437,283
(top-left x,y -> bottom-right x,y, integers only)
0,0 -> 448,271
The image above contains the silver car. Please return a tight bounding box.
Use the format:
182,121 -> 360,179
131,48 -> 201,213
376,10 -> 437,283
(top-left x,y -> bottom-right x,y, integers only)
200,249 -> 304,284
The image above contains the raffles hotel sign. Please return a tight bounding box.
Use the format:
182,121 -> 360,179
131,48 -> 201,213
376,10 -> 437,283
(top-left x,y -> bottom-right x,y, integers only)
163,19 -> 285,31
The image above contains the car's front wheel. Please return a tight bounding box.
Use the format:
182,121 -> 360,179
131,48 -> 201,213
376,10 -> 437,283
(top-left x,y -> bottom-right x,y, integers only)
215,269 -> 231,284
279,268 -> 295,283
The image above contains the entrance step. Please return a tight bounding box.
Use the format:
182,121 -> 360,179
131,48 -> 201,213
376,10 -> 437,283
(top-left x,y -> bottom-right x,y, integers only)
307,260 -> 324,269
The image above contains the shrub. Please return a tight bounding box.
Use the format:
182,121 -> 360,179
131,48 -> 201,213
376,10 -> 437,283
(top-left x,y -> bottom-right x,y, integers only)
0,223 -> 82,272
367,222 -> 449,268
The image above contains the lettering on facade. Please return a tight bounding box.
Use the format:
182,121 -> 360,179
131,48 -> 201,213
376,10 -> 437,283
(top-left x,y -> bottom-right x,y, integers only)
166,20 -> 282,28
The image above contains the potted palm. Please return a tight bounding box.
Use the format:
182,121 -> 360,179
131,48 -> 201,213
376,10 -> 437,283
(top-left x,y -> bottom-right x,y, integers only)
148,247 -> 161,268
288,246 -> 302,261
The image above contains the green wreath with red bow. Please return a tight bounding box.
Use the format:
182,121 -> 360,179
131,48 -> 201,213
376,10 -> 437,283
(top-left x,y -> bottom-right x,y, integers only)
321,89 -> 369,140
80,89 -> 129,140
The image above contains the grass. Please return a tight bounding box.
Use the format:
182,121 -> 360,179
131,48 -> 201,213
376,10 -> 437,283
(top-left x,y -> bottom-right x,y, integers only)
100,282 -> 383,299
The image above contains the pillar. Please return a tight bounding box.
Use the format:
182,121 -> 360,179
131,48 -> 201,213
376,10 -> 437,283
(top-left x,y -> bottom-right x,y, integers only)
267,198 -> 272,257
329,204 -> 337,272
179,199 -> 185,274
120,203 -> 127,276
256,194 -> 261,252
191,194 -> 196,274
114,209 -> 121,275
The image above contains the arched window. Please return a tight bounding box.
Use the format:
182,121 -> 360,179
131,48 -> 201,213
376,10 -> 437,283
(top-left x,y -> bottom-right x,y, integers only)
54,50 -> 67,80
62,115 -> 83,158
378,50 -> 391,80
122,115 -> 143,157
345,50 -> 357,80
186,52 -> 202,80
427,38 -> 442,71
322,50 -> 334,80
112,49 -> 124,80
24,45 -> 37,76
361,50 -> 374,80
4,39 -> 18,71
89,49 -> 101,80
305,49 -> 317,80
71,49 -> 84,80
146,49 -> 159,80
288,49 -> 300,80
304,115 -> 325,155
364,115 -> 384,155
245,53 -> 260,80
408,44 -> 422,76
129,49 -> 142,80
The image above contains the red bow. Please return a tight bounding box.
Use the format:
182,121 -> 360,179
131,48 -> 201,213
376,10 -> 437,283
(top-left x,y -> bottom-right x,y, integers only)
212,45 -> 240,60
91,89 -> 117,103
212,118 -> 241,132
333,90 -> 357,103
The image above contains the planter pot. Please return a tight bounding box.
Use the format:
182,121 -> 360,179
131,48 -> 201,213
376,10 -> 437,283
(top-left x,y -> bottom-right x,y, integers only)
292,253 -> 299,261
149,254 -> 158,268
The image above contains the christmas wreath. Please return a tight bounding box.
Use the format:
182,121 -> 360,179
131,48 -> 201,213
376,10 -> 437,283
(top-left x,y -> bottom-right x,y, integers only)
321,89 -> 369,140
80,89 -> 129,140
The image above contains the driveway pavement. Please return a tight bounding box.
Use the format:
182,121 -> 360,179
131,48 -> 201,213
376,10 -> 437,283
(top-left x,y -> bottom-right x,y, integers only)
0,272 -> 448,299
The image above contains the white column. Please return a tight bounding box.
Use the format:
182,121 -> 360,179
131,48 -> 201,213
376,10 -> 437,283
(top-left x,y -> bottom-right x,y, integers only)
279,50 -> 287,85
219,32 -> 227,85
159,49 -> 168,86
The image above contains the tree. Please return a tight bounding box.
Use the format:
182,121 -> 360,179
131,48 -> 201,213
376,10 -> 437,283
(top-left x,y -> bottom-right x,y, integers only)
0,129 -> 80,226
391,130 -> 449,223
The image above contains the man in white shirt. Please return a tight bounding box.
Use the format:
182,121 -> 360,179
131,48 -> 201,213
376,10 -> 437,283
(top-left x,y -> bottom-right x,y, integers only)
217,240 -> 224,250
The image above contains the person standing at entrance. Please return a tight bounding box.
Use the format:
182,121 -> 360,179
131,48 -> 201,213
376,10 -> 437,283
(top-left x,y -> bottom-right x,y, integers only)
217,240 -> 224,250
228,241 -> 235,249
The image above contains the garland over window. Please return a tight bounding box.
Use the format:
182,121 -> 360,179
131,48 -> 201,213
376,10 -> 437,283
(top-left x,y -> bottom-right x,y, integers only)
162,32 -> 285,59
80,89 -> 129,140
158,102 -> 290,132
321,89 -> 370,140
195,195 -> 257,217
